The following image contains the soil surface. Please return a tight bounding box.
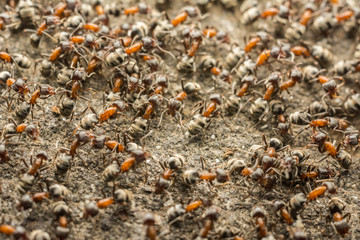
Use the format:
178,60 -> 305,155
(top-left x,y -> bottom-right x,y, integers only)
1,0 -> 360,240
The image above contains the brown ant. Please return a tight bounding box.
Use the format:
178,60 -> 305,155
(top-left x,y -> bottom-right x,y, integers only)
200,207 -> 220,238
329,197 -> 350,237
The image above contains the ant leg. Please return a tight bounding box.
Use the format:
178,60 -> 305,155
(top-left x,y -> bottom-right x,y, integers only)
157,109 -> 167,128
140,130 -> 153,147
176,111 -> 185,130
219,112 -> 233,132
316,154 -> 330,163
21,158 -> 29,168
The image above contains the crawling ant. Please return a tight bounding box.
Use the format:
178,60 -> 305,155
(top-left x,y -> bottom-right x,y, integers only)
26,15 -> 61,47
143,213 -> 157,240
251,207 -> 268,238
120,149 -> 149,173
279,67 -> 302,92
187,28 -> 202,57
4,77 -> 29,102
29,84 -> 56,119
299,4 -> 315,26
309,131 -> 338,159
236,75 -> 256,97
261,7 -> 279,18
329,197 -> 350,237
18,151 -> 48,193
0,223 -> 15,236
273,201 -> 293,225
98,101 -> 128,123
203,93 -> 222,118
171,6 -> 199,26
6,119 -> 41,142
296,117 -> 348,138
264,71 -> 281,101
300,165 -> 336,180
250,168 -> 276,189
84,189 -> 135,217
198,157 -> 229,184
200,207 -> 220,238
336,10 -> 354,22
244,32 -> 270,52
185,199 -> 203,212
141,94 -> 163,120
256,49 -> 271,66
49,41 -> 81,62
311,75 -> 344,99
291,46 -> 310,57
307,181 -> 336,201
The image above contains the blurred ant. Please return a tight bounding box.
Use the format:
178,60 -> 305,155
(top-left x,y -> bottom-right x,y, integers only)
200,207 -> 220,238
244,32 -> 271,53
307,181 -> 336,201
273,200 -> 293,225
25,15 -> 61,48
336,10 -> 354,22
171,6 -> 200,27
279,67 -> 302,93
261,7 -> 279,18
143,213 -> 157,240
256,49 -> 271,66
328,197 -> 350,237
299,4 -> 315,26
251,207 -> 268,238
264,71 -> 281,101
0,222 -> 15,236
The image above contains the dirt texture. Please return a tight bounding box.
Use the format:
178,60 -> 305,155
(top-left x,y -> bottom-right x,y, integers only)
1,0 -> 360,240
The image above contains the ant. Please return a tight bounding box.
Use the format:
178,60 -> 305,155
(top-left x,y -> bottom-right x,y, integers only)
291,45 -> 310,57
29,84 -> 56,120
256,49 -> 271,66
3,77 -> 29,104
264,71 -> 281,101
328,197 -> 350,237
84,188 -> 135,217
157,80 -> 199,127
312,75 -> 344,99
261,7 -> 279,18
198,156 -> 229,184
279,67 -> 302,92
7,119 -> 41,142
202,93 -> 222,118
308,131 -> 339,159
200,207 -> 220,238
299,4 -> 315,26
235,75 -> 256,97
273,201 -> 293,225
120,149 -> 149,173
25,151 -> 48,176
251,207 -> 268,238
143,213 -> 157,240
0,223 -> 15,236
336,10 -> 354,22
244,32 -> 271,52
250,168 -> 276,189
307,181 -> 336,201
171,6 -> 199,27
